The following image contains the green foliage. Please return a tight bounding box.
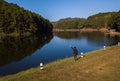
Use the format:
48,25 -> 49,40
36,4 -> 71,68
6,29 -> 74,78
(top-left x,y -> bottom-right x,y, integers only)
0,1 -> 53,35
108,11 -> 120,31
53,12 -> 120,32
52,18 -> 86,29
87,12 -> 115,28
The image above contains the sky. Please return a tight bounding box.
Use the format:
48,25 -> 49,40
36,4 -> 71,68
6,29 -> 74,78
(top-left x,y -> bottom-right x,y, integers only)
5,0 -> 120,21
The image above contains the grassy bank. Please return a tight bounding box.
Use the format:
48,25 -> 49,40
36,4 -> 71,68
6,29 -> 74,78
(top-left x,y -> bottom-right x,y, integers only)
0,45 -> 120,81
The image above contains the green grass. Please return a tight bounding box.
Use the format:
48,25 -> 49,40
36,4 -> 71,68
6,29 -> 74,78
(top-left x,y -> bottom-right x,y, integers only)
0,45 -> 120,81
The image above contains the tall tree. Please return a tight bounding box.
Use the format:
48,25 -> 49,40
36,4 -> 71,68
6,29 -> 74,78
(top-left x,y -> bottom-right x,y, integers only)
0,0 -> 53,35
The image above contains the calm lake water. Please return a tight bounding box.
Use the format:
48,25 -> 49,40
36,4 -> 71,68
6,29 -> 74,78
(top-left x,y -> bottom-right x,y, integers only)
0,31 -> 119,76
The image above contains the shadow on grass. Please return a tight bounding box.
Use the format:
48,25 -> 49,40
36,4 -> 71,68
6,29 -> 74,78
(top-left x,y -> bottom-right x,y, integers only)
76,55 -> 85,61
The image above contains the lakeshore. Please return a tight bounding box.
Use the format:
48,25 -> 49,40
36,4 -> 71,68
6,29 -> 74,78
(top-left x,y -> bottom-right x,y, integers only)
53,28 -> 120,37
0,45 -> 120,81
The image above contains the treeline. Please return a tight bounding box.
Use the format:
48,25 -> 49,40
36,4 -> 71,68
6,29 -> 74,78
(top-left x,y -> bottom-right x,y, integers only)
0,0 -> 53,35
53,18 -> 86,29
53,11 -> 120,32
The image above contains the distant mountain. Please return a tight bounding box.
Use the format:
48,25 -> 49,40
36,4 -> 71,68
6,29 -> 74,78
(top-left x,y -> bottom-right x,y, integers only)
53,11 -> 120,32
52,18 -> 86,29
0,0 -> 53,35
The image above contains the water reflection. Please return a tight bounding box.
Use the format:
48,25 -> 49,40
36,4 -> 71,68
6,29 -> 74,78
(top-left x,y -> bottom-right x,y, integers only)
0,32 -> 119,76
0,35 -> 53,67
54,31 -> 120,46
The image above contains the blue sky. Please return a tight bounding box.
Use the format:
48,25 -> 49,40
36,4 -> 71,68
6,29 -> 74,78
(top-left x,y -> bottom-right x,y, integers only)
5,0 -> 120,21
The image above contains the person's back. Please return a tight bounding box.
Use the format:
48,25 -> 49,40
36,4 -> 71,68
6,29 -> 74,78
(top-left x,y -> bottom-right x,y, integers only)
73,47 -> 78,55
71,46 -> 78,61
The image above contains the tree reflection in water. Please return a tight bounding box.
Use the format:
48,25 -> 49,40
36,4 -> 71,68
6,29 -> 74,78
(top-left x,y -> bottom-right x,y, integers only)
0,35 -> 53,67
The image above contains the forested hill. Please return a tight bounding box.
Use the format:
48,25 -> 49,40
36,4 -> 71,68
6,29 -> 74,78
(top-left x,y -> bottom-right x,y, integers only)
52,18 -> 86,29
0,0 -> 53,35
53,11 -> 120,32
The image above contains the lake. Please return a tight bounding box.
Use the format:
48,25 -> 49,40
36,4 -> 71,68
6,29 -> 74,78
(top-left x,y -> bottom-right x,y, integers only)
0,31 -> 119,76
